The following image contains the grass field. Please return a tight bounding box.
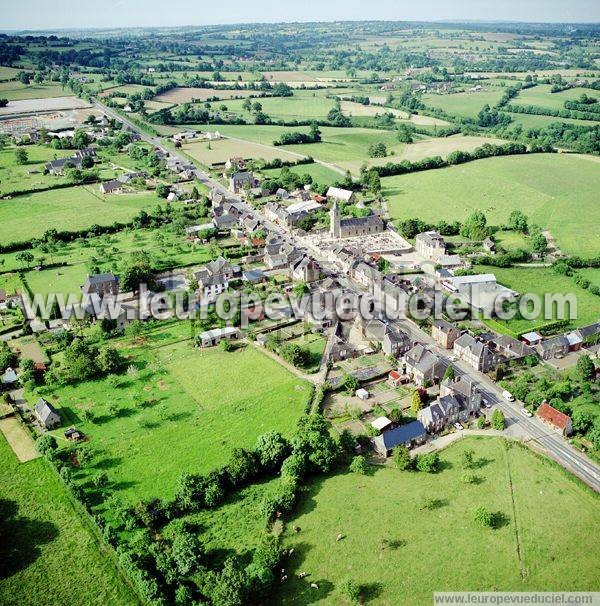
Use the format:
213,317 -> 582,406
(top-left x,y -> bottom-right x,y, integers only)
281,127 -> 406,167
339,134 -> 507,175
0,185 -> 160,244
384,153 -> 600,257
0,435 -> 138,606
580,268 -> 600,288
0,81 -> 68,101
512,84 -> 600,112
23,265 -> 87,301
183,137 -> 302,166
275,437 -> 600,605
421,89 -> 506,119
504,112 -> 600,129
477,265 -> 600,334
262,162 -> 342,185
0,144 -> 75,196
224,92 -> 337,121
44,323 -> 311,504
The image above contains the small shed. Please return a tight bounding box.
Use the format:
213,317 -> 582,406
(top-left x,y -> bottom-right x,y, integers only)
371,416 -> 392,433
355,388 -> 370,400
521,331 -> 542,346
1,367 -> 18,385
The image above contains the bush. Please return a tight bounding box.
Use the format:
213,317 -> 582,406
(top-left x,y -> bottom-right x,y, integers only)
415,452 -> 441,473
349,455 -> 368,475
339,577 -> 361,604
491,409 -> 506,431
36,434 -> 57,455
474,505 -> 494,527
392,445 -> 412,470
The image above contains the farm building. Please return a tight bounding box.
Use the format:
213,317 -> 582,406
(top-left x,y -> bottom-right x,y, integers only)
372,420 -> 426,457
197,326 -> 241,347
536,402 -> 572,436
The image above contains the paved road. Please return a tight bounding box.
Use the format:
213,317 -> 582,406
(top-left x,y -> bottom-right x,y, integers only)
96,99 -> 600,493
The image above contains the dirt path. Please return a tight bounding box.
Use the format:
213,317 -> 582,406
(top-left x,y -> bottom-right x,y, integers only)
541,229 -> 563,257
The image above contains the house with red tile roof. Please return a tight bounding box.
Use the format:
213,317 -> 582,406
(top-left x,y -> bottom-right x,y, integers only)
536,401 -> 572,436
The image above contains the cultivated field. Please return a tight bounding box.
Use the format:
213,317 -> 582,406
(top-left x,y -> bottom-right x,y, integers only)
44,324 -> 311,504
340,100 -> 450,126
384,153 -> 600,257
0,186 -> 159,244
0,436 -> 138,606
275,438 -> 600,605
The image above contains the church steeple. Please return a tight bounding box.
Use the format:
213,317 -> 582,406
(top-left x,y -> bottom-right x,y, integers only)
330,199 -> 341,238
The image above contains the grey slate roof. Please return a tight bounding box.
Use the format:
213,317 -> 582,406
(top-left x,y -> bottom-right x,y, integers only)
372,420 -> 426,452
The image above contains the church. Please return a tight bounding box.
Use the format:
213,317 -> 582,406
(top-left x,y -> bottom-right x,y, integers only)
329,200 -> 385,239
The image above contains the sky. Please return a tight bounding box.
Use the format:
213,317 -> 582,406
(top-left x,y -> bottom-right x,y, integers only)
2,0 -> 599,31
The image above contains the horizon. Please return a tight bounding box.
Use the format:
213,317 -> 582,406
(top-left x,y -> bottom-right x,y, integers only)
3,0 -> 600,32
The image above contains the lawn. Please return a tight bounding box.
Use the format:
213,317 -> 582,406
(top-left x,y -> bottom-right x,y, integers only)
0,435 -> 139,606
421,89 -> 506,119
0,185 -> 160,244
43,324 -> 311,504
288,333 -> 327,372
580,268 -> 600,288
275,437 -> 599,605
384,153 -> 600,258
23,264 -> 87,301
477,265 -> 600,334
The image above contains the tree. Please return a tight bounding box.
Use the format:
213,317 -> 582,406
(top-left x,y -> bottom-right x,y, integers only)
392,444 -> 412,470
415,452 -> 441,473
411,390 -> 422,414
339,577 -> 361,605
460,211 -> 490,241
156,183 -> 170,198
96,346 -> 124,375
477,415 -> 486,429
36,434 -> 57,455
443,365 -> 455,381
491,409 -> 505,431
368,142 -> 387,158
397,123 -> 413,143
14,148 -> 28,165
473,505 -> 494,527
207,557 -> 248,606
226,448 -> 258,487
349,455 -> 368,475
254,431 -> 289,472
343,374 -> 359,395
279,343 -> 310,368
120,251 -> 155,293
461,448 -> 475,469
242,99 -> 252,112
172,531 -> 203,575
291,414 -> 339,474
293,281 -> 309,299
531,233 -> 548,256
575,355 -> 595,382
508,210 -> 528,233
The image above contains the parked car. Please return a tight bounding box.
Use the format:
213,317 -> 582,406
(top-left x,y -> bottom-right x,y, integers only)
502,390 -> 515,402
448,355 -> 458,362
521,408 -> 533,418
454,422 -> 463,430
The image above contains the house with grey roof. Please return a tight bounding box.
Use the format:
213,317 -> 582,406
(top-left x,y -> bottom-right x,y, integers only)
404,344 -> 448,386
194,256 -> 236,302
290,255 -> 321,283
431,319 -> 461,349
415,231 -> 446,260
536,335 -> 570,360
453,333 -> 497,372
99,179 -> 125,195
81,273 -> 119,299
34,398 -> 61,429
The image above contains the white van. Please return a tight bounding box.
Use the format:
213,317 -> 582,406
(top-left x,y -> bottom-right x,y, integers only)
502,390 -> 515,402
